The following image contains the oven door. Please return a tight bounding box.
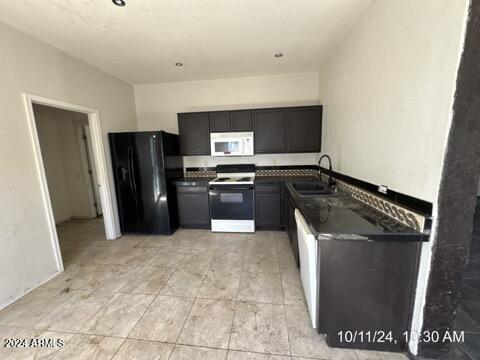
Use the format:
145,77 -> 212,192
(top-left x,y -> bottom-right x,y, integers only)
211,137 -> 244,156
209,185 -> 254,220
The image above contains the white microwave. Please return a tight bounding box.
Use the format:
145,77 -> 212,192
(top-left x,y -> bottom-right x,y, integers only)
210,132 -> 254,156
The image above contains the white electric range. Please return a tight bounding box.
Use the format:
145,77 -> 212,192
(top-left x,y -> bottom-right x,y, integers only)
209,164 -> 255,233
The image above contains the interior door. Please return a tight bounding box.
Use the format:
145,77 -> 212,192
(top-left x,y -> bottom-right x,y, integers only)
83,125 -> 103,215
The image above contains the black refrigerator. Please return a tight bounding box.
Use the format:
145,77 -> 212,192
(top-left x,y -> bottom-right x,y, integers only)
109,131 -> 183,235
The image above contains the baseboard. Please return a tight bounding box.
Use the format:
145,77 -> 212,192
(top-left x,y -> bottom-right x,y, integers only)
0,269 -> 62,311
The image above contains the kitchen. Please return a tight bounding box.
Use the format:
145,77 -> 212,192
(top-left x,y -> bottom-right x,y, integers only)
111,102 -> 430,355
0,1 -> 478,360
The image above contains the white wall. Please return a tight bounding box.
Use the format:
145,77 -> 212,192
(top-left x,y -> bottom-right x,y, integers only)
34,105 -> 96,223
135,72 -> 321,168
316,0 -> 468,356
318,0 -> 468,203
0,22 -> 137,309
34,106 -> 73,224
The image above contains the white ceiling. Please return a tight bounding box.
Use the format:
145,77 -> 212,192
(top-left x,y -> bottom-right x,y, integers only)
0,0 -> 371,84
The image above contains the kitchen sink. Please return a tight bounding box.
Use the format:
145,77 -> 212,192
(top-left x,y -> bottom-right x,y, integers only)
291,181 -> 335,196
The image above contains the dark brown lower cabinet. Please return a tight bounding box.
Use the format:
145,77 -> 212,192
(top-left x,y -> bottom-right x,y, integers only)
284,189 -> 299,267
255,184 -> 283,230
176,186 -> 210,229
318,240 -> 420,352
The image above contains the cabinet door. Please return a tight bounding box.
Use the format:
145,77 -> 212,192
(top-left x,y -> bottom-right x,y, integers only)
285,196 -> 299,267
210,111 -> 231,132
281,184 -> 287,228
287,106 -> 322,153
178,112 -> 210,155
177,194 -> 210,228
232,110 -> 253,131
254,108 -> 286,153
255,192 -> 282,229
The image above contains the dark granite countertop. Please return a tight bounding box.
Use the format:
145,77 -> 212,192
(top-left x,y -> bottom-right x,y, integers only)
173,177 -> 213,186
174,174 -> 427,241
285,183 -> 428,242
175,175 -> 318,186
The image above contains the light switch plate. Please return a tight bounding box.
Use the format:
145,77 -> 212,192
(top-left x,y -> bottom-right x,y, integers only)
378,185 -> 388,194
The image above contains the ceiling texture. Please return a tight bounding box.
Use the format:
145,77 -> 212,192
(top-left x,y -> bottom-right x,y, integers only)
0,0 -> 371,84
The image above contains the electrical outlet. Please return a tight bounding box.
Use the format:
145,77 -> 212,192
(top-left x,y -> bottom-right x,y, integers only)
378,185 -> 388,194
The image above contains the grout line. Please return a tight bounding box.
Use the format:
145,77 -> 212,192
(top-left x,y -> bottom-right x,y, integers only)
227,249 -> 246,352
105,267 -> 176,359
122,293 -> 158,340
21,224 -> 381,359
277,231 -> 292,357
166,342 -> 299,357
172,248 -> 213,347
108,336 -> 127,359
3,322 -> 326,360
119,260 -> 184,359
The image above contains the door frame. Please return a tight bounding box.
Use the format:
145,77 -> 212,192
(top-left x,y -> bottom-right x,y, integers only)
23,93 -> 120,272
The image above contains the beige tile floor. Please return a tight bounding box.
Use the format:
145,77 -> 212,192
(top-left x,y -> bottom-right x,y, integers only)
0,218 -> 407,360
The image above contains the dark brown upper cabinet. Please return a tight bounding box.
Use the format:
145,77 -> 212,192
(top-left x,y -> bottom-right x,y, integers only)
286,106 -> 322,153
178,112 -> 210,155
178,105 -> 322,156
210,110 -> 253,132
254,108 -> 287,154
231,110 -> 253,131
209,111 -> 231,132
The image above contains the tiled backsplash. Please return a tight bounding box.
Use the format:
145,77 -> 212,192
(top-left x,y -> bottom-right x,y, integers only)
255,169 -> 319,177
185,170 -> 216,178
184,167 -> 319,178
317,172 -> 429,232
336,181 -> 428,232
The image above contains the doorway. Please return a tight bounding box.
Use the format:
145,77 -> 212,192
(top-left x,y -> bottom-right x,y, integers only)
24,94 -> 120,272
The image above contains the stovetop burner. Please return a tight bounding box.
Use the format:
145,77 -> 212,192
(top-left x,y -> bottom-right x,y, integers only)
209,175 -> 254,185
209,164 -> 255,185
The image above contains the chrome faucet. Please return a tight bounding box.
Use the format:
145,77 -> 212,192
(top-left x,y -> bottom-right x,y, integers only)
318,154 -> 335,188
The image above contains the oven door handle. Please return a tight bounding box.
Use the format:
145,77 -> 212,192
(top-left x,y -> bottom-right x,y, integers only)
209,186 -> 254,191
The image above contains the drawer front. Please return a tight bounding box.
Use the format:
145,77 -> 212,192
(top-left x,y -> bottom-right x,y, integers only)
255,184 -> 281,193
176,186 -> 208,194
